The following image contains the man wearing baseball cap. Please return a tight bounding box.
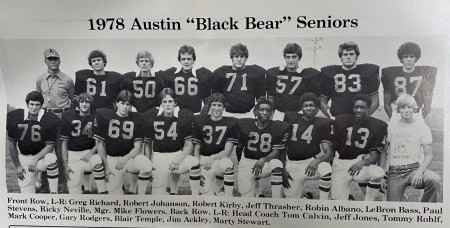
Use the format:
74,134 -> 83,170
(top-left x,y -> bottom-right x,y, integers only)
36,48 -> 74,193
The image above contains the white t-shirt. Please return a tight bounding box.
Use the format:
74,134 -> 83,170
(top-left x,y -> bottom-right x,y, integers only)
386,120 -> 432,166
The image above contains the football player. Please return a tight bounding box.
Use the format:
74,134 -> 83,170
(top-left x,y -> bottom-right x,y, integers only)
193,93 -> 237,196
282,93 -> 333,199
91,90 -> 152,195
74,49 -> 122,110
7,91 -> 60,193
237,99 -> 289,198
382,42 -> 437,120
122,50 -> 164,113
266,43 -> 321,120
143,88 -> 200,195
380,94 -> 440,202
60,92 -> 96,194
162,45 -> 212,114
211,43 -> 266,118
320,42 -> 380,117
331,94 -> 386,201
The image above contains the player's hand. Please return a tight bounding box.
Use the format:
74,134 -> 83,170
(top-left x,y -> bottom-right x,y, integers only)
169,155 -> 184,171
15,166 -> 26,181
282,170 -> 293,188
411,171 -> 424,188
65,166 -> 74,181
28,158 -> 39,172
115,157 -> 130,170
380,178 -> 387,192
104,167 -> 114,182
305,159 -> 321,177
203,157 -> 214,170
348,160 -> 365,176
252,158 -> 266,176
80,153 -> 93,163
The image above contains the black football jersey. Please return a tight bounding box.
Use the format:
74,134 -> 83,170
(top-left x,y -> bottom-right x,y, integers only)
74,70 -> 122,110
143,108 -> 194,153
7,109 -> 60,156
211,65 -> 266,113
193,115 -> 238,156
60,110 -> 96,151
381,66 -> 437,109
266,67 -> 321,112
283,112 -> 333,161
93,108 -> 144,157
333,114 -> 387,160
162,67 -> 212,113
320,64 -> 380,116
121,71 -> 165,113
238,119 -> 290,160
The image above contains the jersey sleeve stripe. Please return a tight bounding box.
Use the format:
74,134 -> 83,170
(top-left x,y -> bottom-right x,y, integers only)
45,141 -> 55,146
60,135 -> 70,140
7,136 -> 17,142
320,94 -> 330,100
369,91 -> 379,97
93,134 -> 105,142
134,138 -> 143,142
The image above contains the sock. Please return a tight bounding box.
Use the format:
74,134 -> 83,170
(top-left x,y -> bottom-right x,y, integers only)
254,178 -> 262,197
93,164 -> 106,193
82,172 -> 92,191
319,172 -> 331,200
129,173 -> 139,193
189,164 -> 201,195
365,179 -> 381,201
137,172 -> 151,195
223,171 -> 234,197
47,163 -> 59,193
271,170 -> 283,198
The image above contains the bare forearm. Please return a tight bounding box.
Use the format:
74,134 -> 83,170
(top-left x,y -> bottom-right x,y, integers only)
9,141 -> 21,167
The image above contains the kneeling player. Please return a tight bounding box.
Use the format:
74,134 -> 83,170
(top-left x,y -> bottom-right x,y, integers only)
92,90 -> 152,195
60,92 -> 97,194
144,88 -> 200,195
7,91 -> 60,193
193,93 -> 237,196
331,94 -> 386,201
237,99 -> 290,198
282,93 -> 333,199
380,94 -> 440,202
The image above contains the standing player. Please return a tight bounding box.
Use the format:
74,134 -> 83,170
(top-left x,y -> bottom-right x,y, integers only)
74,50 -> 122,110
122,50 -> 164,113
7,91 -> 60,194
91,90 -> 152,195
282,93 -> 333,199
320,42 -> 380,117
143,88 -> 201,195
266,43 -> 321,119
237,99 -> 289,198
60,92 -> 96,194
211,43 -> 266,118
193,93 -> 237,196
331,94 -> 386,201
162,45 -> 212,114
382,42 -> 437,120
380,94 -> 440,202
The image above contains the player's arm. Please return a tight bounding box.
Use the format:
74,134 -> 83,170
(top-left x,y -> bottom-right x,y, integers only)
319,96 -> 331,118
383,92 -> 393,118
421,68 -> 437,118
68,78 -> 75,104
35,77 -> 42,92
369,93 -> 380,116
169,139 -> 194,171
116,140 -> 142,170
253,147 -> 281,176
411,143 -> 433,188
279,146 -> 292,188
306,140 -> 335,177
8,139 -> 26,180
29,144 -> 55,173
348,149 -> 380,176
144,140 -> 153,160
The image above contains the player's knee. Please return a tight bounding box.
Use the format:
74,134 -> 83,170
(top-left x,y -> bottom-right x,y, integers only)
318,162 -> 332,176
425,171 -> 441,185
186,156 -> 200,169
90,154 -> 103,166
44,153 -> 57,166
368,165 -> 384,180
218,157 -> 233,171
269,159 -> 283,171
134,154 -> 153,172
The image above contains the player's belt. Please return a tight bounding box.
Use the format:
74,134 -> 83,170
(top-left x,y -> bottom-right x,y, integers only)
388,162 -> 420,171
44,107 -> 70,113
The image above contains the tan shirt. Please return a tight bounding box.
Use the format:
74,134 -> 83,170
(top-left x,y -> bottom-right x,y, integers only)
36,70 -> 74,109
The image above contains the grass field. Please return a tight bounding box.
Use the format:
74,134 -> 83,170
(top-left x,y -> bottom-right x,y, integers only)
4,108 -> 444,202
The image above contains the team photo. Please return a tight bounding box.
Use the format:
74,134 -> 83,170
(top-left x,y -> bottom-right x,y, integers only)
2,37 -> 444,202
